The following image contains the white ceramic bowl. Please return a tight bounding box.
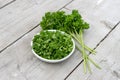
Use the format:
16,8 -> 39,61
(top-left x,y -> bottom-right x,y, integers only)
31,30 -> 75,63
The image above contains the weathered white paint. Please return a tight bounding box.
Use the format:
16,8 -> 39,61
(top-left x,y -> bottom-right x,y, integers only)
0,0 -> 119,80
96,0 -> 104,5
0,0 -> 14,8
0,8 -> 110,80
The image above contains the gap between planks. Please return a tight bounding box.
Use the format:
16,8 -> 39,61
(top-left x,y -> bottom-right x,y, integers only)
0,24 -> 39,53
0,0 -> 16,9
0,0 -> 73,53
64,21 -> 120,80
58,0 -> 74,11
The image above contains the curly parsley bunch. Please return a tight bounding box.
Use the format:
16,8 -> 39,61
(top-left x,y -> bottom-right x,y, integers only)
40,10 -> 101,73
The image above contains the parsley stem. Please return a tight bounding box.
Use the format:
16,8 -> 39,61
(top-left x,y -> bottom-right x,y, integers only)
79,30 -> 87,73
75,30 -> 100,73
87,60 -> 92,73
75,30 -> 96,54
76,45 -> 87,73
70,32 -> 96,54
88,57 -> 101,69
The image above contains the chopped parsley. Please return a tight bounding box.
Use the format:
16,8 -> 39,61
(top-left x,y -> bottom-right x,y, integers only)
32,30 -> 73,60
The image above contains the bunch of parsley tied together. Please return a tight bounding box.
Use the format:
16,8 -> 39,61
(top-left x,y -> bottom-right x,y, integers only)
40,10 -> 101,73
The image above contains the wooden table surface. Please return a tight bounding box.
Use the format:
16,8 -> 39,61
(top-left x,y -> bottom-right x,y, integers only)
0,0 -> 120,80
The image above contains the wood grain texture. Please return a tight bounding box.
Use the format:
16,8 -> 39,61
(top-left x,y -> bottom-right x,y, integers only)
0,0 -> 15,8
66,0 -> 120,29
0,0 -> 72,52
66,24 -> 120,80
0,8 -> 110,80
0,0 -> 118,80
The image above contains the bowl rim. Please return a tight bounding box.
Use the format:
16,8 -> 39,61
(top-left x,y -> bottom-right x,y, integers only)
31,30 -> 75,63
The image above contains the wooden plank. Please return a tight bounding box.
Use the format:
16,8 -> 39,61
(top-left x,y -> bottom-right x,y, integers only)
0,0 -> 72,52
0,0 -> 15,8
64,0 -> 120,79
0,8 -> 110,80
66,24 -> 120,80
66,0 -> 120,29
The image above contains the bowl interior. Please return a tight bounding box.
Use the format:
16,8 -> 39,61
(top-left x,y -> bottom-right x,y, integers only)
31,30 -> 75,63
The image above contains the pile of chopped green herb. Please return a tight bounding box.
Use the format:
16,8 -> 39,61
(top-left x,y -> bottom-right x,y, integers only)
32,30 -> 73,60
40,10 -> 101,73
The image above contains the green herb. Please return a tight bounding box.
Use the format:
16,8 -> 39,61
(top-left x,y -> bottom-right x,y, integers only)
40,10 -> 101,73
32,30 -> 73,60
